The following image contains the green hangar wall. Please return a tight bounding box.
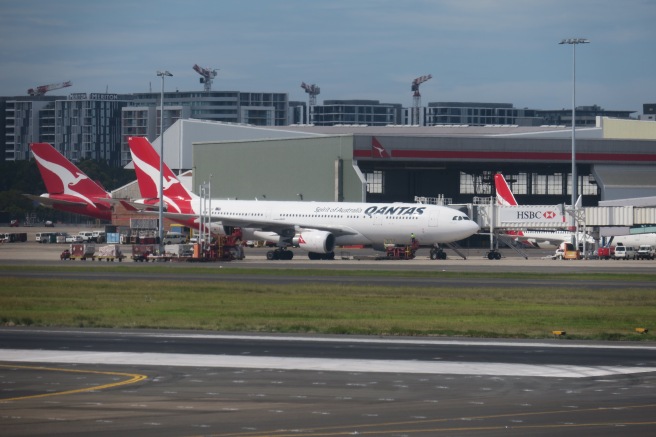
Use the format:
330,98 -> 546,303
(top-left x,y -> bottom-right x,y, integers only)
193,135 -> 365,202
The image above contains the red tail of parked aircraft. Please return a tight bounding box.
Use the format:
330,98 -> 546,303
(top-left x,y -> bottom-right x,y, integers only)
127,136 -> 197,214
494,173 -> 518,206
26,143 -> 113,221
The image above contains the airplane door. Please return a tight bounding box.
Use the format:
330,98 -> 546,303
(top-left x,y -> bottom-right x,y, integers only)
429,210 -> 439,227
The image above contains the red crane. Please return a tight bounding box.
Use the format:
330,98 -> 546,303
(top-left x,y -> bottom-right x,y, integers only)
193,64 -> 218,92
27,81 -> 72,96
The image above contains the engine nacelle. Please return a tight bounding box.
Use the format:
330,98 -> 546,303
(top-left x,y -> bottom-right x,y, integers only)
294,231 -> 335,254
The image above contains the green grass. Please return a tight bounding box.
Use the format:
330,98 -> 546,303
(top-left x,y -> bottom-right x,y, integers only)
1,273 -> 655,340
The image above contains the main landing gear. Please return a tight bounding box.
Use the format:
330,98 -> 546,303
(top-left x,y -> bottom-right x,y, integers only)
266,248 -> 336,260
486,250 -> 502,260
266,248 -> 294,260
429,246 -> 447,260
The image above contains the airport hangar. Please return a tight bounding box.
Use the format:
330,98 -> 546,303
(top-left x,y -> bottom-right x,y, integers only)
116,117 -> 656,238
144,117 -> 656,207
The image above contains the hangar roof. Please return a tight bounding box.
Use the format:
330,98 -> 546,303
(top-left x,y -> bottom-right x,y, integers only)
273,124 -> 604,139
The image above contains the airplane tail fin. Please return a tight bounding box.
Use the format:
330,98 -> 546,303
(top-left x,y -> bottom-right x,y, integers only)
30,143 -> 109,199
127,136 -> 197,213
494,173 -> 518,206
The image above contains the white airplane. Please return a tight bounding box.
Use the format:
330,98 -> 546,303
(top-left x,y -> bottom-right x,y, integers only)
603,232 -> 656,248
494,173 -> 594,249
128,136 -> 480,260
495,173 -> 656,249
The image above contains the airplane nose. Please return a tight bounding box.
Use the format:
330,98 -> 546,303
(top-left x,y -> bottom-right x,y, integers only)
457,219 -> 480,239
470,220 -> 481,233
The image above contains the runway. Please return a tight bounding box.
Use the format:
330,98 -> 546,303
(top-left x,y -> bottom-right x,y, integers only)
2,329 -> 656,436
2,231 -> 656,435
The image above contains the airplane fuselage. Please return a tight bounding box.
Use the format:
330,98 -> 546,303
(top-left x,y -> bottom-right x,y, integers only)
197,199 -> 480,248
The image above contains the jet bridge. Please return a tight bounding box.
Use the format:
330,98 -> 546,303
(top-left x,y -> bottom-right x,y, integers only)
470,201 -> 656,259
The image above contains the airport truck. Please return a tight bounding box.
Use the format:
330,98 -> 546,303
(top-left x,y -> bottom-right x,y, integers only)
636,245 -> 655,260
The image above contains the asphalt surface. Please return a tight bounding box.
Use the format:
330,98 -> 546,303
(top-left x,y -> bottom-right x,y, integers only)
2,225 -> 656,436
1,329 -> 656,436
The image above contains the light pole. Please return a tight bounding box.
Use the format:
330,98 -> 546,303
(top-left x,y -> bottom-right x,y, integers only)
156,70 -> 172,247
559,38 -> 589,214
559,38 -> 589,247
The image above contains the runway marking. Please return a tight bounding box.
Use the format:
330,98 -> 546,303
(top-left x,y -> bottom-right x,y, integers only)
0,363 -> 147,402
1,350 -> 655,378
219,403 -> 656,436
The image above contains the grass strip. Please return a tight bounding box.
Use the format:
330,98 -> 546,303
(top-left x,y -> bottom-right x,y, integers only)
1,277 -> 655,341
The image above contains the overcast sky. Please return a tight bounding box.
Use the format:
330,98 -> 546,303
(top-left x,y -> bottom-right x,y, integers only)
1,0 -> 654,114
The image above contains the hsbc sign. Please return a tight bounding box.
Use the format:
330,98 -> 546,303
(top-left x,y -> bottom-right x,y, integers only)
498,205 -> 566,228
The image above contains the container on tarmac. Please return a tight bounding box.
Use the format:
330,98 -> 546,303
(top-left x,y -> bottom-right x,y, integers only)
70,243 -> 95,258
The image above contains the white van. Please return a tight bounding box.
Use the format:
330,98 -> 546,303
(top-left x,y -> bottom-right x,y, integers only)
91,230 -> 106,243
163,232 -> 187,245
77,231 -> 94,242
613,245 -> 636,260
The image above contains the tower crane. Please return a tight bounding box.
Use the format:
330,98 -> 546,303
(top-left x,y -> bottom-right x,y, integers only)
193,64 -> 218,92
27,80 -> 72,96
300,82 -> 320,106
411,74 -> 431,125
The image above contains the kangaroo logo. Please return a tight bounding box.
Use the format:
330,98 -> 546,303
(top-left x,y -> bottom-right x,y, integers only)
32,149 -> 96,206
372,137 -> 390,158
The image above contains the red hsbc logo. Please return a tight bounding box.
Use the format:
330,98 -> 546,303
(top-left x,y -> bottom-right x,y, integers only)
515,210 -> 558,220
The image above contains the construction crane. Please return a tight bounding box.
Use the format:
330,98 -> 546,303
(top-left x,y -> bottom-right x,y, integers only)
411,74 -> 432,125
300,82 -> 320,106
27,80 -> 72,96
193,64 -> 218,92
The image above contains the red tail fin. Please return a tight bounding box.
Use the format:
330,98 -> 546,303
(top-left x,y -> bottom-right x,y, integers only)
371,137 -> 390,158
494,173 -> 518,206
30,143 -> 109,199
127,137 -> 195,213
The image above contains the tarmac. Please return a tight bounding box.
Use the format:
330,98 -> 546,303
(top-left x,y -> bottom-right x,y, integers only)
2,224 -> 656,273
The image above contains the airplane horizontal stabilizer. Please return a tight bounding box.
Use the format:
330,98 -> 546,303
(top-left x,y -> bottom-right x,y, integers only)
23,193 -> 88,208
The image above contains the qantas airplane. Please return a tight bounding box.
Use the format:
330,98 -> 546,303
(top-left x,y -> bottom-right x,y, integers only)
26,143 -> 114,221
494,173 -> 594,249
128,136 -> 480,260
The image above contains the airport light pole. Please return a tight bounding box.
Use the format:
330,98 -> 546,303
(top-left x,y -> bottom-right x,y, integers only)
156,70 -> 173,248
559,38 -> 589,245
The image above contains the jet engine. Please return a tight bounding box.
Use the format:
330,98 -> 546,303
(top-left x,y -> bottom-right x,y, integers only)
294,231 -> 335,253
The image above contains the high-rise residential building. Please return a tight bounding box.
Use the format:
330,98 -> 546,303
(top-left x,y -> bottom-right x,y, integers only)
4,96 -> 58,160
425,102 -> 544,126
54,93 -> 130,167
310,100 -> 402,126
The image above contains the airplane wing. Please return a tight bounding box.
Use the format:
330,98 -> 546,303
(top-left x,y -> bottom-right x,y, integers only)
24,193 -> 87,208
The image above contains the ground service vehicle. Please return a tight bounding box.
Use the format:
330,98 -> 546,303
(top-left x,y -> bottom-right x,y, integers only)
636,245 -> 655,260
554,242 -> 581,260
77,231 -> 94,242
164,232 -> 187,245
613,245 -> 636,260
91,230 -> 106,243
597,245 -> 615,260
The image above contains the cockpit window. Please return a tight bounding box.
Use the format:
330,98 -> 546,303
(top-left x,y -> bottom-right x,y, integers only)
452,215 -> 471,221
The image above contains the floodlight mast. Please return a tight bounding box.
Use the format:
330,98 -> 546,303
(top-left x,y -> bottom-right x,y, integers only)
559,38 -> 589,244
156,70 -> 173,248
